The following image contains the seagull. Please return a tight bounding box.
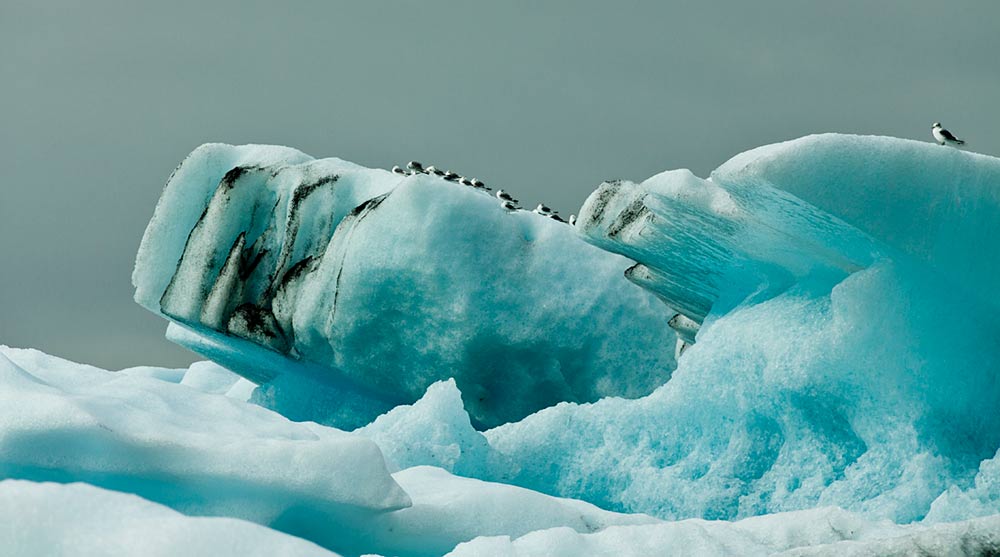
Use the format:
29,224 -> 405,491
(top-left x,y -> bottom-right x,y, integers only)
568,214 -> 577,226
391,165 -> 406,175
932,122 -> 965,146
501,200 -> 519,211
548,213 -> 566,223
496,189 -> 518,203
472,179 -> 487,189
444,171 -> 460,182
460,177 -> 474,187
533,203 -> 553,216
426,165 -> 444,176
407,161 -> 426,173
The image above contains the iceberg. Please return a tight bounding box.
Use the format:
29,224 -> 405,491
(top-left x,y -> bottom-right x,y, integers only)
133,144 -> 677,428
7,133 -> 1000,555
343,135 -> 1000,526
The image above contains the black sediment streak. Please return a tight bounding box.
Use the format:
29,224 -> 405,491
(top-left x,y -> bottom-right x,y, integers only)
328,192 -> 392,325
606,196 -> 649,238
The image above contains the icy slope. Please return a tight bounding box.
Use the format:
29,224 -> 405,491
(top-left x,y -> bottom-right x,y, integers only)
0,346 -> 410,527
714,133 -> 1000,310
0,480 -> 339,557
133,144 -> 676,428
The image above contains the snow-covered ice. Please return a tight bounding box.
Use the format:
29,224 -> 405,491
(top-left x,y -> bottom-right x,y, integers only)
0,346 -> 411,527
0,480 -> 339,557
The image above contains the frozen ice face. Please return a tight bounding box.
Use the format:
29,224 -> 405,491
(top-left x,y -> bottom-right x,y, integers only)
134,144 -> 677,428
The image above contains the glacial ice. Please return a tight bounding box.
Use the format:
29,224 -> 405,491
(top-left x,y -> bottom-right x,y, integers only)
133,144 -> 677,428
7,133 -> 1000,555
0,480 -> 339,557
0,346 -> 411,527
0,346 -> 657,556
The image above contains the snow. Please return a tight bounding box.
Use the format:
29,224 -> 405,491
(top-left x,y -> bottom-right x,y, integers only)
9,133 -> 1000,555
0,480 -> 339,557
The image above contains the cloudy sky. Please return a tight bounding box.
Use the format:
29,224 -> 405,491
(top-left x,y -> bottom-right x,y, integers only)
3,1 -> 999,369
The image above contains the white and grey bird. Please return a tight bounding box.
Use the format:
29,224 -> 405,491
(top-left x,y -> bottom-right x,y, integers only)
932,122 -> 965,146
568,214 -> 577,226
426,165 -> 444,176
533,203 -> 553,216
472,178 -> 487,189
501,200 -> 519,211
407,161 -> 426,173
444,171 -> 460,181
496,189 -> 518,203
391,165 -> 406,175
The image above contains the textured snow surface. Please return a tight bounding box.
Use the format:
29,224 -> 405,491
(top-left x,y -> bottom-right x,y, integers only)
0,480 -> 339,557
133,143 -> 676,428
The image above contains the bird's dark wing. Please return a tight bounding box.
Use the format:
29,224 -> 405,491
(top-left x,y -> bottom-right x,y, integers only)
940,128 -> 960,141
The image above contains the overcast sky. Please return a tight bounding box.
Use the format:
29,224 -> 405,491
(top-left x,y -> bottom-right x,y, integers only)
2,1 -> 999,370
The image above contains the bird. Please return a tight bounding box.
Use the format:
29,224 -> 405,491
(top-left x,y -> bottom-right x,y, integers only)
501,200 -> 519,211
496,189 -> 518,203
932,122 -> 965,146
460,177 -> 474,187
444,171 -> 460,181
391,165 -> 406,175
533,203 -> 553,216
407,161 -> 426,173
568,214 -> 577,226
426,165 -> 444,176
548,213 -> 566,223
472,179 -> 487,189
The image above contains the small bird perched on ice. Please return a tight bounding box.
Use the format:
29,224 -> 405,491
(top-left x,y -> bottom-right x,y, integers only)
533,203 -> 553,216
496,189 -> 518,203
500,200 -> 519,211
568,214 -> 577,226
426,165 -> 445,176
932,122 -> 965,146
391,165 -> 406,175
407,161 -> 426,173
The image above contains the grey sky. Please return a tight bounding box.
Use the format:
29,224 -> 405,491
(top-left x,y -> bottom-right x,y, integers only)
2,1 -> 999,370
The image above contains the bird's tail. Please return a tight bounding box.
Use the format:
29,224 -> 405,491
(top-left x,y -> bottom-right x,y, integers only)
956,139 -> 966,145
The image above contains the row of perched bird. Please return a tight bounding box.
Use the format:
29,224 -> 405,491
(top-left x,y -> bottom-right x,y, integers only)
392,161 -> 576,225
